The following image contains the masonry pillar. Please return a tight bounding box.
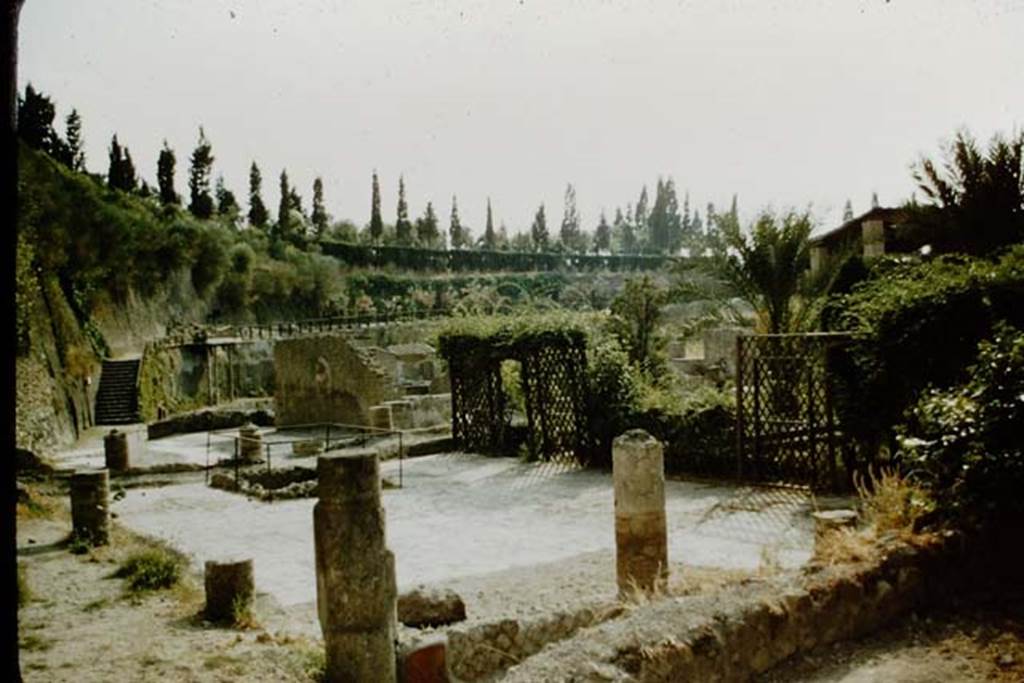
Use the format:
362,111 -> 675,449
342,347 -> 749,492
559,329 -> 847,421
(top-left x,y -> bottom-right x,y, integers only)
70,468 -> 110,545
204,558 -> 254,623
239,423 -> 262,463
613,430 -> 668,595
314,452 -> 397,682
104,429 -> 129,471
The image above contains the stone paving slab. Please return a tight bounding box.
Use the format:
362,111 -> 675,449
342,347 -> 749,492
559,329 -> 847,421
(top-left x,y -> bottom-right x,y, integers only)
110,452 -> 819,609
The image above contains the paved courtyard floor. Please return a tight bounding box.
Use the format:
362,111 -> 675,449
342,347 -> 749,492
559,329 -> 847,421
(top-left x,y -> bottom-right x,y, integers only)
108,449 -> 821,609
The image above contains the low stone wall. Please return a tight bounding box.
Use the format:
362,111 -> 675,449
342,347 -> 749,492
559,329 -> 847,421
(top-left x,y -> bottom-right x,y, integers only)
440,600 -> 624,681
147,406 -> 274,440
502,531 -> 966,681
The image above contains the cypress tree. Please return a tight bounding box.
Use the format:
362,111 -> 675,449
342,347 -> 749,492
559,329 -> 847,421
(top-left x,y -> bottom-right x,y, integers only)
248,162 -> 268,229
107,134 -> 122,189
560,183 -> 581,251
449,195 -> 463,249
277,169 -> 292,240
531,203 -> 549,251
843,199 -> 854,222
312,177 -> 328,238
121,147 -> 137,192
188,127 -> 215,218
157,141 -> 178,205
416,201 -> 440,247
18,84 -> 59,155
369,170 -> 383,243
64,109 -> 84,171
594,211 -> 611,253
395,175 -> 412,245
483,197 -> 497,249
215,175 -> 239,216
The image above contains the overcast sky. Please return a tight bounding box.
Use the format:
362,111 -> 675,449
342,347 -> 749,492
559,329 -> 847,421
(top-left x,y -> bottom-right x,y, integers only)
18,0 -> 1024,237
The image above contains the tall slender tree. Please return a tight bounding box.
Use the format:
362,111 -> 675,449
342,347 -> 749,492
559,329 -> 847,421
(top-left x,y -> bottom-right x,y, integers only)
483,197 -> 497,249
842,199 -> 854,222
531,203 -> 549,251
395,175 -> 412,245
416,201 -> 440,247
188,127 -> 215,218
560,183 -> 582,251
369,170 -> 383,243
63,108 -> 84,170
215,175 -> 239,217
276,169 -> 292,240
157,140 -> 178,205
107,134 -> 136,192
312,177 -> 328,238
17,83 -> 58,155
248,161 -> 268,229
449,195 -> 464,249
594,211 -> 611,253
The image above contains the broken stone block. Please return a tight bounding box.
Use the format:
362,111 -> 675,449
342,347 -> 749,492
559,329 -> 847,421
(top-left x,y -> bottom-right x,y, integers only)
204,558 -> 254,623
398,587 -> 467,628
70,468 -> 111,546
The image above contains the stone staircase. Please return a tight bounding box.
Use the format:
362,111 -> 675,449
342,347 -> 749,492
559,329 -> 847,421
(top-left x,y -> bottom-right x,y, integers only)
94,359 -> 141,425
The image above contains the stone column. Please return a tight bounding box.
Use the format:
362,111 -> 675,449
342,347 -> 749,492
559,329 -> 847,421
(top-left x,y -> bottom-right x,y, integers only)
314,452 -> 397,683
70,468 -> 110,546
204,558 -> 254,623
239,423 -> 261,463
104,429 -> 129,471
613,430 -> 668,595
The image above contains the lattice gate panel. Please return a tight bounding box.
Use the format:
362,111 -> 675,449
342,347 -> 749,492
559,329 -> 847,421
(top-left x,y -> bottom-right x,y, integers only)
520,344 -> 587,465
449,353 -> 505,452
736,333 -> 850,489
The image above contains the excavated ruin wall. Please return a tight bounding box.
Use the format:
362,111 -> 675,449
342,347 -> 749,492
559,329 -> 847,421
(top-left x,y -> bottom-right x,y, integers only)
502,531 -> 967,682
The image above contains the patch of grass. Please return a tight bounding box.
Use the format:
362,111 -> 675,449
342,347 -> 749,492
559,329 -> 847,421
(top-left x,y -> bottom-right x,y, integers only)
66,532 -> 94,555
203,653 -> 243,671
855,467 -> 934,537
231,593 -> 259,630
115,549 -> 182,592
82,597 -> 111,612
17,563 -> 30,608
20,633 -> 53,652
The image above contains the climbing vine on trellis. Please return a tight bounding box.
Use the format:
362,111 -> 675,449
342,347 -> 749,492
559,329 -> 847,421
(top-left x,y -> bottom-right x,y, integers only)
439,317 -> 588,464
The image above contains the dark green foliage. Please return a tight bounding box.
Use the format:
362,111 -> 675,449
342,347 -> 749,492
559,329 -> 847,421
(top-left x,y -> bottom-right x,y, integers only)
648,177 -> 682,253
276,169 -> 293,240
828,248 -> 1024,457
115,549 -> 182,592
607,275 -> 669,377
900,325 -> 1024,520
612,207 -> 637,254
60,108 -> 84,171
215,175 -> 239,218
17,84 -> 60,155
637,386 -> 737,477
530,203 -> 548,251
248,161 -> 268,229
188,127 -> 215,218
311,177 -> 328,238
15,232 -> 36,355
416,201 -> 440,248
910,129 -> 1023,256
395,175 -> 412,245
370,171 -> 384,243
584,339 -> 643,465
155,140 -> 178,204
107,134 -> 137,192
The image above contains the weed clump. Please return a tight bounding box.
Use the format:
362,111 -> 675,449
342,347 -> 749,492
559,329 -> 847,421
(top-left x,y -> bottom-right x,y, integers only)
115,549 -> 182,592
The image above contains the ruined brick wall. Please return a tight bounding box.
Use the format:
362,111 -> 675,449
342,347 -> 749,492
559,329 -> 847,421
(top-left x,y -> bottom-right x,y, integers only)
274,334 -> 398,427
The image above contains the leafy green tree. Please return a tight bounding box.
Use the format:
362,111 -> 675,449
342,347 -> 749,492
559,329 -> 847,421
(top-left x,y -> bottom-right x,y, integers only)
370,170 -> 384,243
311,177 -> 328,238
648,178 -> 682,253
416,201 -> 440,247
157,141 -> 178,205
449,195 -> 464,249
395,175 -> 412,245
247,162 -> 268,229
594,211 -> 611,253
612,207 -> 637,254
560,183 -> 582,251
215,175 -> 239,218
911,128 -> 1024,255
483,197 -> 497,249
188,127 -> 215,218
17,84 -> 59,155
530,203 -> 549,251
607,275 -> 669,377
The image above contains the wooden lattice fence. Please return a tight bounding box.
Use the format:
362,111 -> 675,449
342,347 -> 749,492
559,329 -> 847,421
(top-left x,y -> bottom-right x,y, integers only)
441,326 -> 588,465
736,333 -> 853,489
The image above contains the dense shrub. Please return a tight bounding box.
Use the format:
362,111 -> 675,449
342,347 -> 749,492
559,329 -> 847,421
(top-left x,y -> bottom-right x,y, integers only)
115,549 -> 182,592
827,248 -> 1024,458
899,325 -> 1024,520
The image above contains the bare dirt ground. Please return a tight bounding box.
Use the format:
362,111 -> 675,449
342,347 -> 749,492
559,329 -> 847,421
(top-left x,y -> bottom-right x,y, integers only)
759,582 -> 1024,683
